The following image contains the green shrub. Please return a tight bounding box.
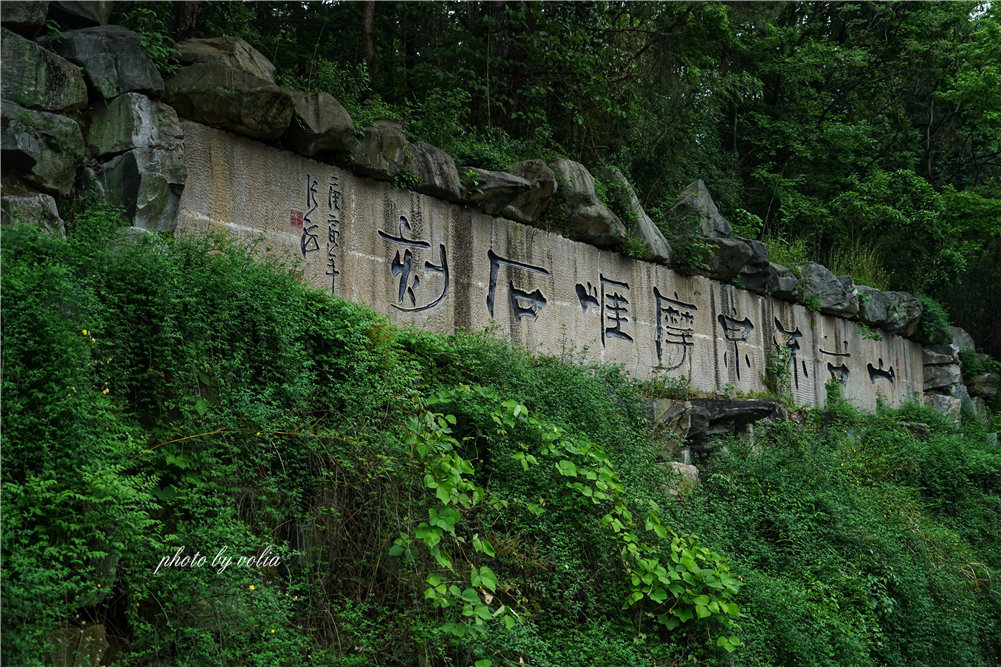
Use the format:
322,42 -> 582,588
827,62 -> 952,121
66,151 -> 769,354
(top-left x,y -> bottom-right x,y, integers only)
916,293 -> 952,345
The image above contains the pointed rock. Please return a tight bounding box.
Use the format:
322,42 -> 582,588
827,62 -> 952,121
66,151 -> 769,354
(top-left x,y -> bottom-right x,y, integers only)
176,36 -> 276,83
548,158 -> 626,249
597,166 -> 672,263
1,1 -> 49,37
668,180 -> 733,238
1,100 -> 84,195
284,91 -> 356,156
462,167 -> 531,215
802,262 -> 858,317
506,159 -> 557,224
1,27 -> 88,112
407,141 -> 463,202
350,120 -> 407,181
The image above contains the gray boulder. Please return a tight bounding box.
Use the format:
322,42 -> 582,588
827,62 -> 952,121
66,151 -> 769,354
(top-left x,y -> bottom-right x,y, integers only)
736,238 -> 770,291
1,100 -> 84,195
856,286 -> 889,326
883,291 -> 923,337
87,93 -> 184,164
548,158 -> 626,248
922,343 -> 958,366
406,141 -> 463,202
350,119 -> 407,181
176,37 -> 276,83
598,166 -> 672,263
284,91 -> 356,157
950,326 -> 976,353
924,363 -> 962,391
924,393 -> 961,422
89,145 -> 184,231
802,262 -> 858,316
687,399 -> 781,449
667,180 -> 733,238
505,159 -> 558,224
663,462 -> 700,497
1,193 -> 65,237
48,1 -> 112,28
1,28 -> 88,112
1,1 -> 48,36
167,63 -> 294,140
462,167 -> 531,215
766,263 -> 801,301
39,25 -> 164,100
701,237 -> 754,281
965,371 -> 1000,398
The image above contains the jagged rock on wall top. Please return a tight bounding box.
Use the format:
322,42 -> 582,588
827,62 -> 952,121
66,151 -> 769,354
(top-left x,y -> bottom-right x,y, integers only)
700,237 -> 754,282
736,238 -> 770,293
1,99 -> 84,195
0,1 -> 49,37
667,179 -> 734,238
406,141 -> 464,202
598,165 -> 672,264
1,193 -> 65,237
462,166 -> 532,216
39,25 -> 165,100
1,27 -> 88,112
857,286 -> 922,338
47,1 -> 112,29
548,157 -> 627,249
350,119 -> 407,181
505,159 -> 557,224
284,91 -> 356,157
176,36 -> 277,84
802,262 -> 859,317
166,63 -> 294,141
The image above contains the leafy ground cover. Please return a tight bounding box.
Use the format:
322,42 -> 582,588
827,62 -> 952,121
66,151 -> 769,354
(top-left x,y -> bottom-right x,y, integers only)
2,202 -> 999,665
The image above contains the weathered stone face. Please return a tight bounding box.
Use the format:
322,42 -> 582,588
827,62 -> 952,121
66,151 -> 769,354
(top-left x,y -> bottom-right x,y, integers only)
1,27 -> 88,112
167,63 -> 294,140
350,120 -> 407,180
506,159 -> 558,225
40,25 -> 164,100
668,180 -> 733,238
0,1 -> 49,37
598,165 -> 672,264
462,167 -> 531,215
284,91 -> 356,157
548,158 -> 626,249
1,193 -> 66,237
176,36 -> 277,83
177,122 -> 925,411
406,141 -> 463,202
1,100 -> 85,195
802,262 -> 858,317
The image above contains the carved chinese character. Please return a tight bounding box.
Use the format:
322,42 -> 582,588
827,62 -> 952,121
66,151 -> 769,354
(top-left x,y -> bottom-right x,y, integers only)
378,215 -> 449,312
717,313 -> 754,380
301,174 -> 320,257
774,317 -> 806,389
653,287 -> 697,369
867,358 -> 896,385
486,249 -> 549,321
819,336 -> 851,384
575,275 -> 633,346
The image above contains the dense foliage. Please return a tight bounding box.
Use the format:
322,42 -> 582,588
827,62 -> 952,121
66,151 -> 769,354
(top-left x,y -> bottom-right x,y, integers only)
3,204 -> 999,665
112,1 -> 1001,355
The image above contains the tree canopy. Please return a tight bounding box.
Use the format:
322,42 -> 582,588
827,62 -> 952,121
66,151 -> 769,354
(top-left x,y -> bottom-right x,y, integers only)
119,1 -> 1001,353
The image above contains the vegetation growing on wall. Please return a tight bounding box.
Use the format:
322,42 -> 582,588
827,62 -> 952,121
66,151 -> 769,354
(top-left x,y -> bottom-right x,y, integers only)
3,202 -> 999,665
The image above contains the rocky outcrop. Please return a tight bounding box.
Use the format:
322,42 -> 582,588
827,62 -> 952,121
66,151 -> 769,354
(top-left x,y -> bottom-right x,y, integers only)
85,93 -> 186,231
177,37 -> 277,83
40,25 -> 165,100
858,286 -> 923,337
350,120 -> 407,181
1,100 -> 85,195
663,462 -> 700,497
598,166 -> 672,264
284,91 -> 356,157
736,239 -> 770,292
702,237 -> 754,281
167,39 -> 292,141
1,1 -> 49,37
462,167 -> 531,215
802,262 -> 858,317
1,28 -> 88,112
407,141 -> 463,202
1,193 -> 66,237
766,263 -> 802,301
48,1 -> 113,29
548,158 -> 626,248
687,399 -> 782,449
505,159 -> 558,224
667,180 -> 733,238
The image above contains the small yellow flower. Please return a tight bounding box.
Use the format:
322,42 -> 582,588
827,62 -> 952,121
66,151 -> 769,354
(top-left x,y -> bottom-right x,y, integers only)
270,629 -> 275,634
256,431 -> 262,436
82,329 -> 88,336
249,585 -> 255,591
102,388 -> 110,395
